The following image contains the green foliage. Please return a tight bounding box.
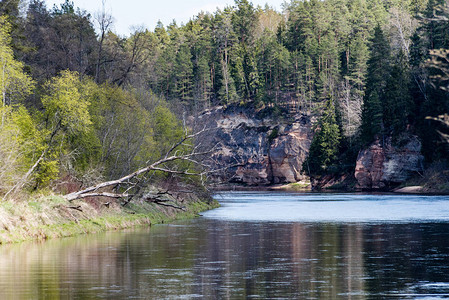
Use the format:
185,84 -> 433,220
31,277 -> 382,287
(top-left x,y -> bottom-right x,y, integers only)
1,0 -> 449,194
303,100 -> 341,176
0,105 -> 47,191
267,127 -> 279,144
383,56 -> 412,136
88,83 -> 152,177
175,44 -> 194,102
361,90 -> 383,142
42,70 -> 92,134
152,105 -> 183,151
0,16 -> 34,107
8,105 -> 46,166
86,83 -> 186,179
361,25 -> 391,144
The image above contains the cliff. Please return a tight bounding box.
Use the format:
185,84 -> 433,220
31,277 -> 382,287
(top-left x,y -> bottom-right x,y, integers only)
196,105 -> 429,191
354,135 -> 424,190
195,105 -> 313,186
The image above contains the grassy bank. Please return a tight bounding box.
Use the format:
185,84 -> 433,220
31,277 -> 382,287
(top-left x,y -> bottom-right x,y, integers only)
0,191 -> 219,245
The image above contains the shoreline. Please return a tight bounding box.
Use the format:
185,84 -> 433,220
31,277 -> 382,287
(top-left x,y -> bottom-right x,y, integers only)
212,182 -> 449,195
0,191 -> 219,245
2,182 -> 446,245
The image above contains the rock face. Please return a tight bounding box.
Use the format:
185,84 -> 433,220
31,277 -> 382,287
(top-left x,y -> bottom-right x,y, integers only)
196,105 -> 313,185
355,135 -> 424,189
269,120 -> 311,184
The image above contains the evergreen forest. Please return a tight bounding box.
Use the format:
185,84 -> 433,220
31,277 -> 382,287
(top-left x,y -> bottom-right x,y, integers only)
0,0 -> 448,197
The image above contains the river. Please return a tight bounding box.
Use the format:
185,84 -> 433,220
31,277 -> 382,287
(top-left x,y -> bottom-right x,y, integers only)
1,192 -> 449,299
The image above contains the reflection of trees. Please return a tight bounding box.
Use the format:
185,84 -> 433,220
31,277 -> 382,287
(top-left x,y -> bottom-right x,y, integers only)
193,222 -> 367,299
1,221 -> 448,298
363,223 -> 449,295
0,227 -> 200,299
0,232 -> 127,299
289,223 -> 366,299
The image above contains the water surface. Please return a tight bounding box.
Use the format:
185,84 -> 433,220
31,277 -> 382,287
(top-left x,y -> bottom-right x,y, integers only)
0,192 -> 449,299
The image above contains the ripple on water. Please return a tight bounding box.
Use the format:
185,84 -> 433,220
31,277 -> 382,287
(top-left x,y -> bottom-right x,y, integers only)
206,192 -> 449,223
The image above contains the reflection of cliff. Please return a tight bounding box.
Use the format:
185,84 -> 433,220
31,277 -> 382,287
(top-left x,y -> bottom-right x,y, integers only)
195,222 -> 368,299
1,220 -> 447,299
289,224 -> 366,299
194,222 -> 449,299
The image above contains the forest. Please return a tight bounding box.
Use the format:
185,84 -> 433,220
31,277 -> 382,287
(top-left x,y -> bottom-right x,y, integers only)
0,0 -> 448,198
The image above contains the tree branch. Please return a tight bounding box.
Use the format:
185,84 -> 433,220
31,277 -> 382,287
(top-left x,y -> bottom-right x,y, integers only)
63,127 -> 221,202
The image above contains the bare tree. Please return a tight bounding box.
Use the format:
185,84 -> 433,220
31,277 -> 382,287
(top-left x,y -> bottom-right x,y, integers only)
339,79 -> 362,139
427,49 -> 449,143
63,129 -> 215,202
94,0 -> 113,83
388,6 -> 417,55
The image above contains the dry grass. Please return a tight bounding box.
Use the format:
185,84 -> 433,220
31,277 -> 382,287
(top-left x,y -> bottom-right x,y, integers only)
404,161 -> 449,193
0,191 -> 218,245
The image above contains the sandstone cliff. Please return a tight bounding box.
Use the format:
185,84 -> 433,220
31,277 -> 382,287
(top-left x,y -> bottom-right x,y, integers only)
195,105 -> 313,185
354,135 -> 424,190
195,106 -> 426,190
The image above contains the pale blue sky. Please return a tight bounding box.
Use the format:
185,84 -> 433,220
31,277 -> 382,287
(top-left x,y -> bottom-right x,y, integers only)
44,0 -> 286,36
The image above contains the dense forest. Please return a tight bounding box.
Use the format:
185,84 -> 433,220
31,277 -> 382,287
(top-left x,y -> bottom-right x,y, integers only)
0,0 -> 448,196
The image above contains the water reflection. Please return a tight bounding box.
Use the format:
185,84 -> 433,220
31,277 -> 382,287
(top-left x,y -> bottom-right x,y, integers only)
192,222 -> 368,299
0,194 -> 448,299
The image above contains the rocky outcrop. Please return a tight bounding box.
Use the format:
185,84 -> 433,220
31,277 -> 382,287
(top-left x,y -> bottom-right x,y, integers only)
269,120 -> 311,184
195,105 -> 313,185
355,135 -> 424,189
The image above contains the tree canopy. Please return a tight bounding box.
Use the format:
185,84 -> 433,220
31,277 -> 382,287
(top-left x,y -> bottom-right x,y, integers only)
0,0 -> 448,194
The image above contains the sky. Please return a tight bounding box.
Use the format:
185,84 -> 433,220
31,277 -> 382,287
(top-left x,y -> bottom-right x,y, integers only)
44,0 -> 286,36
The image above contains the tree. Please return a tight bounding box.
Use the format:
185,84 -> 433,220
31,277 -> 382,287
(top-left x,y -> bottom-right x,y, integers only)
0,105 -> 45,194
62,126 -> 212,202
0,17 -> 34,112
214,8 -> 238,104
232,0 -> 260,99
19,0 -> 98,80
383,53 -> 412,136
42,70 -> 92,135
361,25 -> 391,143
175,43 -> 194,103
412,0 -> 449,159
303,100 -> 341,176
15,70 -> 95,188
94,0 -> 113,83
187,16 -> 214,110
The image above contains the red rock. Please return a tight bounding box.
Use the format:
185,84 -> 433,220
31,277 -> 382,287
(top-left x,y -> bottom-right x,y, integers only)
355,135 -> 424,189
269,128 -> 312,184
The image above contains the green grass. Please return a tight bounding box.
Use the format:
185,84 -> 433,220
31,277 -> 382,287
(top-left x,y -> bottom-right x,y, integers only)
0,193 -> 219,245
289,182 -> 311,189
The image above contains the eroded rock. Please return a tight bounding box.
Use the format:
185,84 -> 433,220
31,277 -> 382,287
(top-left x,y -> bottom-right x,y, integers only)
269,120 -> 312,184
196,105 -> 312,185
355,135 -> 424,189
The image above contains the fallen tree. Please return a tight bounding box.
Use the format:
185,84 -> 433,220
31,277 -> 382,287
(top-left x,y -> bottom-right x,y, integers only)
63,128 -> 225,205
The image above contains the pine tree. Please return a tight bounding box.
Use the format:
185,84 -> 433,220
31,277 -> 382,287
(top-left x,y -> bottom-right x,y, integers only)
383,53 -> 412,136
303,99 -> 341,176
214,8 -> 238,104
232,0 -> 259,100
175,43 -> 193,103
361,25 -> 391,143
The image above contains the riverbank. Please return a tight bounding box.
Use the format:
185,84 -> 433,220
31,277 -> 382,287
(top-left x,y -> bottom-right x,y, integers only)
212,172 -> 449,194
0,187 -> 219,245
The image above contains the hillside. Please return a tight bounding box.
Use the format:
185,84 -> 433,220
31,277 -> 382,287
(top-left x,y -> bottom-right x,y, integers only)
0,0 -> 448,197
